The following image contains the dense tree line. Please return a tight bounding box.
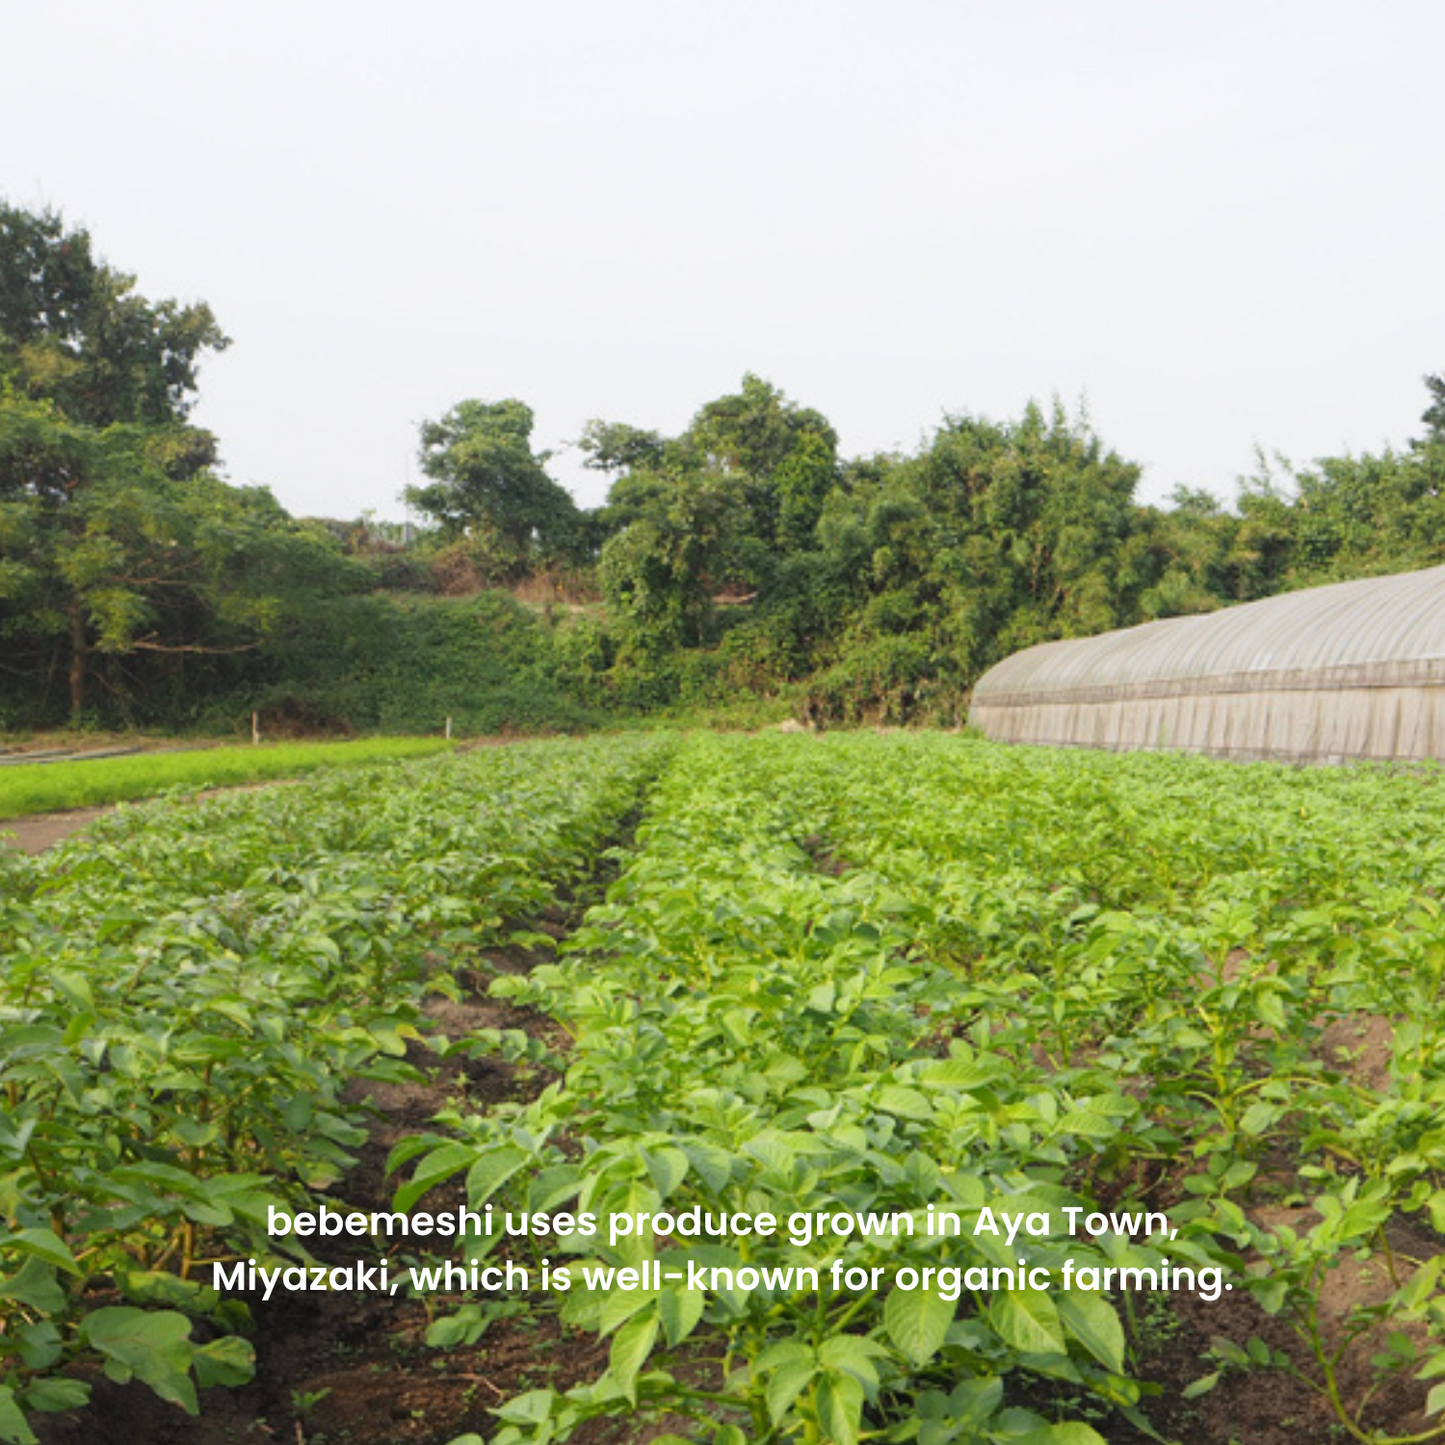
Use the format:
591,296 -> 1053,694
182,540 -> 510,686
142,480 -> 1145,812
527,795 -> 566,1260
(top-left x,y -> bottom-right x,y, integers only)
402,368 -> 1445,724
5,201 -> 1445,733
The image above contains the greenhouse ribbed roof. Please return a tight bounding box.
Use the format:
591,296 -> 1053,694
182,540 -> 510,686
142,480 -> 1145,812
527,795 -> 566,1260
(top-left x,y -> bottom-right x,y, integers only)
972,564 -> 1445,707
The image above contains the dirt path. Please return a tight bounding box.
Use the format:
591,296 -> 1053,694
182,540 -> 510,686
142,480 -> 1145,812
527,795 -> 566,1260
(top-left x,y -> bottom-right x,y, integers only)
0,807 -> 110,854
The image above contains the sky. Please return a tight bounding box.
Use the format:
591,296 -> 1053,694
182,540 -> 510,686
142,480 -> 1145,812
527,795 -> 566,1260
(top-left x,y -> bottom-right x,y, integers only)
4,1 -> 1441,519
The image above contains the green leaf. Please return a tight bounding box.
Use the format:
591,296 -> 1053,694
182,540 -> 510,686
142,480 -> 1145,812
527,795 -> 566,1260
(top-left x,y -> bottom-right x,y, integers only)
818,1335 -> 885,1395
816,1373 -> 864,1445
14,1322 -> 61,1371
991,1290 -> 1067,1356
1428,1382 -> 1445,1418
1056,1105 -> 1118,1138
807,980 -> 837,1013
118,1270 -> 207,1309
1016,1424 -> 1109,1445
1239,1101 -> 1278,1137
1428,1191 -> 1445,1235
659,1284 -> 705,1347
396,1141 -> 478,1213
1254,990 -> 1287,1033
527,1164 -> 583,1213
945,1375 -> 1003,1427
4,1229 -> 81,1276
491,1388 -> 556,1424
464,1143 -> 530,1210
1183,1371 -> 1220,1399
920,1057 -> 1008,1089
877,1085 -> 933,1120
192,1335 -> 256,1389
0,1258 -> 65,1314
884,1285 -> 954,1366
597,1278 -> 657,1336
0,1386 -> 38,1445
23,1378 -> 89,1414
766,1354 -> 817,1425
755,1339 -> 812,1372
642,1145 -> 689,1200
608,1311 -> 659,1404
1056,1289 -> 1125,1372
81,1306 -> 198,1414
678,1140 -> 733,1194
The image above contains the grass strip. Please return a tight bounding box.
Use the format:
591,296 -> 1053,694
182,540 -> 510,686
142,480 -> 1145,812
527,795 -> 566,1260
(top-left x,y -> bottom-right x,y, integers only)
0,736 -> 452,819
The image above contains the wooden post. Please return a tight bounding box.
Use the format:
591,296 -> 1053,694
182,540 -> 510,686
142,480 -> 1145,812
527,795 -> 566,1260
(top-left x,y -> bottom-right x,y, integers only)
445,716 -> 453,740
251,711 -> 260,745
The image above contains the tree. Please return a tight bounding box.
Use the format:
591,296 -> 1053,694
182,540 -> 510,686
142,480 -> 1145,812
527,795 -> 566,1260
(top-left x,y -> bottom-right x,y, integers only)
597,471 -> 745,653
0,204 -> 227,439
0,204 -> 335,724
682,373 -> 838,549
407,399 -> 581,573
1420,372 -> 1445,448
576,419 -> 667,476
0,398 -> 355,724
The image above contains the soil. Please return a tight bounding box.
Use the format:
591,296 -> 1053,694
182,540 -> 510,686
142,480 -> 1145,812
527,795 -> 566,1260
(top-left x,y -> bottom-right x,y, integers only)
17,806 -> 1436,1445
31,933 -> 620,1445
0,807 -> 109,854
28,811 -> 662,1445
1108,1213 -> 1443,1445
1318,1012 -> 1397,1091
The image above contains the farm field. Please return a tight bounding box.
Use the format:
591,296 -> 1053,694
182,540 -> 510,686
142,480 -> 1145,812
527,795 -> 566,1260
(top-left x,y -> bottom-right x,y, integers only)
4,732 -> 1445,1445
0,737 -> 454,823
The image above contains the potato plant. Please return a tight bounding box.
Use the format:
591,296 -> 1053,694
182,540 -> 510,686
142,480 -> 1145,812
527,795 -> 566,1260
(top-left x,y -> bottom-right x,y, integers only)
400,735 -> 1445,1445
0,737 -> 667,1441
14,731 -> 1445,1444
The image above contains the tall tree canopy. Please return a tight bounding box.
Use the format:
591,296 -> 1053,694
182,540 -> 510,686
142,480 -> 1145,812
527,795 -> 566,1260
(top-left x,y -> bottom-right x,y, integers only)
407,399 -> 582,575
0,204 -> 227,439
0,204 -> 344,723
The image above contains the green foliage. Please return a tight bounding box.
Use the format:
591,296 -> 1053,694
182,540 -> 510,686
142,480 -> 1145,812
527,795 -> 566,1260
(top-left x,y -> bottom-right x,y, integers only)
408,399 -> 582,574
577,419 -> 667,476
1421,373 -> 1445,448
7,213 -> 1445,736
0,204 -> 227,433
576,372 -> 1445,724
0,736 -> 666,1434
237,591 -> 602,736
16,731 -> 1445,1438
598,474 -> 745,656
0,736 -> 449,819
0,203 -> 348,726
399,733 -> 1445,1443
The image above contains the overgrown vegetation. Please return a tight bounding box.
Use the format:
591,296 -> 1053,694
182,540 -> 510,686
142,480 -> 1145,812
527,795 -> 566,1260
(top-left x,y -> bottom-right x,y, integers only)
6,200 -> 1445,735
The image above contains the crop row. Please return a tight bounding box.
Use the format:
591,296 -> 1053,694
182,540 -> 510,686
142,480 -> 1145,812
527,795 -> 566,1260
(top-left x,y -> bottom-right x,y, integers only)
0,736 -> 668,1442
401,734 -> 1445,1445
0,736 -> 452,820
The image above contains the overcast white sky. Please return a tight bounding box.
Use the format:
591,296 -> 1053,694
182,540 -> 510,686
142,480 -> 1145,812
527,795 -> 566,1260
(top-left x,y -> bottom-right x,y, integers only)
4,1 -> 1440,519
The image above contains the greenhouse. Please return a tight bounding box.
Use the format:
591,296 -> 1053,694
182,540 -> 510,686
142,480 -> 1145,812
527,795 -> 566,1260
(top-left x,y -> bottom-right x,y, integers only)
969,563 -> 1445,761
